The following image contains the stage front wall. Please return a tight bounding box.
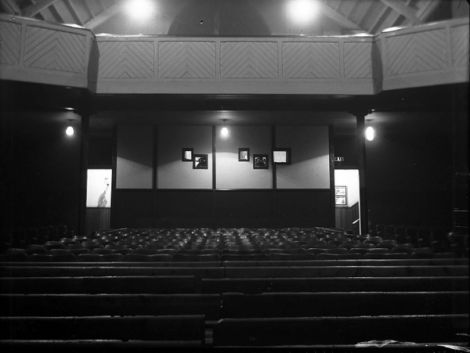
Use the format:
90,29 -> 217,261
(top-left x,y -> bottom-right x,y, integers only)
113,124 -> 333,227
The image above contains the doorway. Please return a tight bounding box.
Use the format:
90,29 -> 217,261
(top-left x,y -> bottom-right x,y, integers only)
85,169 -> 112,235
334,169 -> 361,234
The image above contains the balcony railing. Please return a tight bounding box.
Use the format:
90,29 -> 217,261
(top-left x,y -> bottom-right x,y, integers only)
0,14 -> 467,94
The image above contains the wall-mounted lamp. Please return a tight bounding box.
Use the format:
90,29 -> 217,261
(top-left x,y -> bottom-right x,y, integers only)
65,126 -> 75,137
365,126 -> 375,141
220,119 -> 230,139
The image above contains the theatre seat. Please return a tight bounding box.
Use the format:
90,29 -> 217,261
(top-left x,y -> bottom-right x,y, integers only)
213,314 -> 469,346
202,276 -> 469,293
1,294 -> 221,319
0,276 -> 201,294
0,315 -> 205,342
220,291 -> 468,317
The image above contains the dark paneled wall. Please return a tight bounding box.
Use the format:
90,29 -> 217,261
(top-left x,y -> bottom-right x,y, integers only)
334,112 -> 453,228
0,112 -> 81,237
112,189 -> 332,228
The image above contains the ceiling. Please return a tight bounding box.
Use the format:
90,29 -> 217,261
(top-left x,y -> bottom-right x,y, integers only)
1,0 -> 468,36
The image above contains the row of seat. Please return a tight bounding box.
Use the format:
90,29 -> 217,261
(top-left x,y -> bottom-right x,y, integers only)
1,264 -> 467,278
0,315 -> 205,343
1,292 -> 467,318
2,314 -> 467,346
1,227 -> 468,349
2,224 -> 74,250
213,314 -> 469,346
1,275 -> 468,294
1,249 -> 455,262
2,226 -> 465,262
3,257 -> 466,266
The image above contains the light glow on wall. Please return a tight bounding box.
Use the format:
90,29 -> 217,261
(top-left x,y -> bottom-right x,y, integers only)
287,0 -> 320,24
365,126 -> 376,141
124,0 -> 156,20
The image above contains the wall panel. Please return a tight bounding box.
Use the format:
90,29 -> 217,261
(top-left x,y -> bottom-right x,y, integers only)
116,125 -> 153,189
111,190 -> 155,228
216,125 -> 272,189
276,126 -> 330,189
157,125 -> 213,189
274,190 -> 332,227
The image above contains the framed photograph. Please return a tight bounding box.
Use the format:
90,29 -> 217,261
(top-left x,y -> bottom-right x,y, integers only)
253,154 -> 269,169
182,148 -> 193,162
273,148 -> 291,164
335,186 -> 347,206
238,148 -> 250,162
193,154 -> 208,169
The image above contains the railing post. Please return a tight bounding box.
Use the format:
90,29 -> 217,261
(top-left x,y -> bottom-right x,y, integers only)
77,96 -> 91,236
354,111 -> 370,235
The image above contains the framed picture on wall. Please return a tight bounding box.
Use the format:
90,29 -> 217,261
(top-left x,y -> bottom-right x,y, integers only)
273,148 -> 291,164
335,186 -> 347,206
182,148 -> 193,162
238,148 -> 250,162
193,154 -> 208,169
253,154 -> 269,169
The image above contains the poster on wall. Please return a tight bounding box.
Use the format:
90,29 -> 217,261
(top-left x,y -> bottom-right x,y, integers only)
335,186 -> 347,206
86,169 -> 112,208
253,154 -> 269,169
193,154 -> 208,169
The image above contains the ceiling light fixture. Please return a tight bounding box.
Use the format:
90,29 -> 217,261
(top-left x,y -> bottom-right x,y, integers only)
124,0 -> 156,21
287,0 -> 320,25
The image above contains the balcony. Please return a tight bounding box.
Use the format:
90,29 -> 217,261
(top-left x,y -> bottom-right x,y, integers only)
0,14 -> 467,95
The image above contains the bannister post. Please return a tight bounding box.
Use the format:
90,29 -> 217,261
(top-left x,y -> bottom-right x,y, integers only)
77,97 -> 91,237
354,111 -> 370,235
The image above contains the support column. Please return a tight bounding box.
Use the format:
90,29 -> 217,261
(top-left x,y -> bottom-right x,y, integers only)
355,112 -> 369,235
451,86 -> 469,239
77,106 -> 90,236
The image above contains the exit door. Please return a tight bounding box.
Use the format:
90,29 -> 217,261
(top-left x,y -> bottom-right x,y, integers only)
334,169 -> 361,234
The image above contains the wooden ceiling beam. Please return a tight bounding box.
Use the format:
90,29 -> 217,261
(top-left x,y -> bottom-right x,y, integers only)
370,5 -> 392,34
319,1 -> 364,31
83,3 -> 122,30
380,0 -> 412,30
63,0 -> 83,25
2,0 -> 21,14
417,0 -> 441,22
22,0 -> 58,17
380,0 -> 421,24
49,2 -> 64,23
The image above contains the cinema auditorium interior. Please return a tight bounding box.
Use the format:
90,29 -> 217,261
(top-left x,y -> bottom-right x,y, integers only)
0,0 -> 469,351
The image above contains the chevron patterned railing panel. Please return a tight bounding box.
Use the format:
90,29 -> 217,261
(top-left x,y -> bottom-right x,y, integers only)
99,40 -> 154,79
24,26 -> 87,73
0,14 -> 93,88
220,41 -> 278,79
385,29 -> 447,76
380,18 -> 468,90
344,41 -> 373,78
1,15 -> 467,94
158,41 -> 216,79
282,41 -> 340,79
450,24 -> 469,68
0,20 -> 21,66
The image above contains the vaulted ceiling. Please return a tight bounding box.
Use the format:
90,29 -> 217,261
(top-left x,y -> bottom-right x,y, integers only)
1,0 -> 468,36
